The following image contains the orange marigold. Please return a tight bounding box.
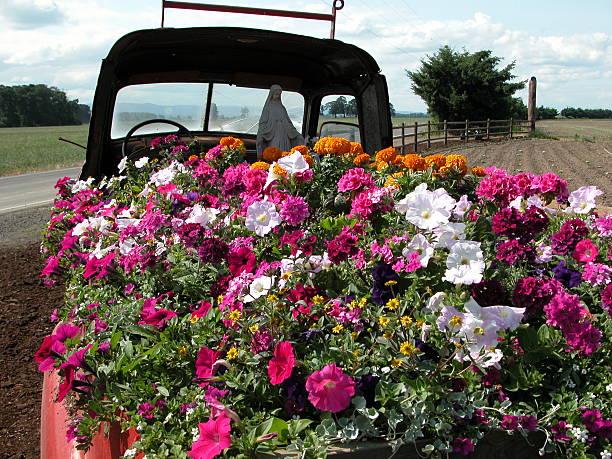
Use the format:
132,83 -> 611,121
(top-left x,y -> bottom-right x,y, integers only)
472,166 -> 486,177
280,151 -> 292,157
302,154 -> 314,166
250,161 -> 271,171
444,154 -> 468,175
384,172 -> 405,189
424,154 -> 446,170
391,154 -> 404,166
188,154 -> 199,162
402,154 -> 426,171
349,142 -> 364,156
262,146 -> 282,162
375,160 -> 390,171
272,164 -> 288,176
313,137 -> 351,156
290,145 -> 308,155
375,146 -> 397,163
220,136 -> 244,150
353,153 -> 371,166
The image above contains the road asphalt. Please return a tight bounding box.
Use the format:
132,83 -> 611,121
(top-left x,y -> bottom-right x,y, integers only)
0,167 -> 81,215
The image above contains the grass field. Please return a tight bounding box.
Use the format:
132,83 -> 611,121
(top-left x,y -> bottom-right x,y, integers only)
0,124 -> 89,177
536,119 -> 612,141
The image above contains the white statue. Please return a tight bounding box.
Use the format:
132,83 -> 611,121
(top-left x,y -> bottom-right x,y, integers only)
256,85 -> 304,157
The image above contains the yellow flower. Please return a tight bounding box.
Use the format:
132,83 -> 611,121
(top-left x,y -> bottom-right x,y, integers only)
358,297 -> 368,307
352,349 -> 361,357
217,295 -> 224,304
416,320 -> 424,328
386,298 -> 399,310
272,164 -> 288,176
228,310 -> 242,321
281,272 -> 292,280
384,280 -> 397,286
267,294 -> 279,303
248,324 -> 259,333
378,316 -> 391,327
400,341 -> 416,356
227,346 -> 239,360
383,332 -> 392,340
351,331 -> 359,340
190,315 -> 199,324
453,342 -> 463,349
312,295 -> 324,304
177,346 -> 188,356
391,358 -> 403,368
250,161 -> 270,171
400,315 -> 413,326
449,315 -> 463,327
332,324 -> 344,334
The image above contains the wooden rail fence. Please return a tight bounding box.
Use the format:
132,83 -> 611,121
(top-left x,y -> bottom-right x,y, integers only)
394,118 -> 533,153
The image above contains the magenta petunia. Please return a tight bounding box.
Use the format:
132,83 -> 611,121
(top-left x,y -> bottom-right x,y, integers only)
196,347 -> 221,386
305,364 -> 355,413
572,239 -> 598,263
267,341 -> 295,385
452,437 -> 475,456
188,413 -> 232,459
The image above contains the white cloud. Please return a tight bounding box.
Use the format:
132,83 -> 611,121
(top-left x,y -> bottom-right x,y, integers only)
0,1 -> 610,111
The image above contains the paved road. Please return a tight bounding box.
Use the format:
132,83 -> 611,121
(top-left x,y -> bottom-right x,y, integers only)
0,167 -> 81,214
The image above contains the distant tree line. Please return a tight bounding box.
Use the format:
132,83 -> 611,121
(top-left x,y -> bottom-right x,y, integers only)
320,96 -> 396,117
560,107 -> 612,119
0,84 -> 90,127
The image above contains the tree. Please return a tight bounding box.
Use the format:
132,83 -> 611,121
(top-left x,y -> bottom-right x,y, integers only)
389,102 -> 396,117
0,84 -> 80,127
536,106 -> 558,120
406,46 -> 525,121
346,98 -> 357,117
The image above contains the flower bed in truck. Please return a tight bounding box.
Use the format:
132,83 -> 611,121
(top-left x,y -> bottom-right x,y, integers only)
38,136 -> 611,458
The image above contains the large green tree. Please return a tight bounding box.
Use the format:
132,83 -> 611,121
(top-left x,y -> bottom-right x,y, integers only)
406,46 -> 525,121
0,84 -> 81,127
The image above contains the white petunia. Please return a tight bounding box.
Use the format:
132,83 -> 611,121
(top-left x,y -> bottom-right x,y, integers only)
566,186 -> 603,214
71,177 -> 95,193
453,194 -> 472,219
185,204 -> 219,227
117,156 -> 128,173
402,233 -> 435,267
135,156 -> 150,168
243,275 -> 275,303
245,200 -> 281,236
435,222 -> 466,249
149,161 -> 186,186
277,151 -> 309,174
424,292 -> 446,313
443,241 -> 484,285
394,184 -> 455,231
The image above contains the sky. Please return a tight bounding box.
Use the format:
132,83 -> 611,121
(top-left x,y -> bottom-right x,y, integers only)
0,0 -> 610,112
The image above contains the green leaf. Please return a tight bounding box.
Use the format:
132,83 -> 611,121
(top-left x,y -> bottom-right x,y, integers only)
157,386 -> 170,397
517,327 -> 538,351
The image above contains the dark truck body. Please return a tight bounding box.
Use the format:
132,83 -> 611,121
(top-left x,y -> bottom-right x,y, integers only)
81,26 -> 392,180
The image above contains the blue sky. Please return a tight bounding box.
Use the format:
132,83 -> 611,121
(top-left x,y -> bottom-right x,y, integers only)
0,0 -> 610,112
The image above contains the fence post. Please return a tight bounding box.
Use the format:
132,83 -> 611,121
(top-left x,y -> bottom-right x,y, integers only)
509,118 -> 513,139
427,120 -> 431,149
464,119 -> 469,143
401,122 -> 405,154
444,120 -> 448,146
413,122 -> 418,153
486,119 -> 490,140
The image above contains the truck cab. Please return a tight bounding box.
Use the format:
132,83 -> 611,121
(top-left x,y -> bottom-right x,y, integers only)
81,26 -> 392,179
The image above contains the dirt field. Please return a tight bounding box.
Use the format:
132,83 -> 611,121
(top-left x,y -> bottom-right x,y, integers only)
429,138 -> 612,207
536,119 -> 612,141
0,138 -> 609,459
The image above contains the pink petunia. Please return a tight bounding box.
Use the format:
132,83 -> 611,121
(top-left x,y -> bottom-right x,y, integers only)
305,364 -> 355,413
573,239 -> 598,263
267,341 -> 295,385
196,347 -> 221,387
188,413 -> 232,459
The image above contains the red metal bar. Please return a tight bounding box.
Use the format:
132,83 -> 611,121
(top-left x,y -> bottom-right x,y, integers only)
161,0 -> 344,38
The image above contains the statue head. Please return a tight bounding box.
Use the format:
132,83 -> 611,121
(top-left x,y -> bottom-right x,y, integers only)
269,84 -> 282,102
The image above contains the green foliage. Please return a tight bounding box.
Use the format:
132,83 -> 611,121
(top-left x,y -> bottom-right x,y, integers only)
406,46 -> 525,122
561,107 -> 612,119
0,84 -> 83,127
537,106 -> 558,120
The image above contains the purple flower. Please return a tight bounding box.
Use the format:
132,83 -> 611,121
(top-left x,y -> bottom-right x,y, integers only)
520,415 -> 538,431
501,415 -> 519,430
471,279 -> 509,306
452,437 -> 475,456
552,260 -> 582,288
371,263 -> 400,305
